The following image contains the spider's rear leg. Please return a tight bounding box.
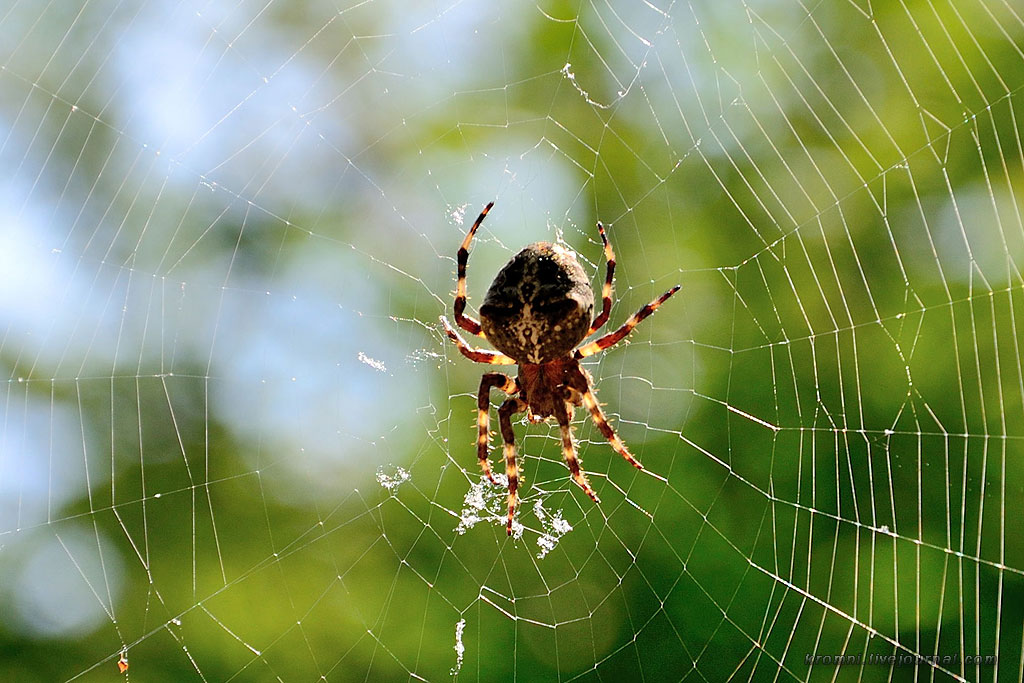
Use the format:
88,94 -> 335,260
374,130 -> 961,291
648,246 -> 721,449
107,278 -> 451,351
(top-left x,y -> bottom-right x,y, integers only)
556,401 -> 600,503
498,396 -> 527,535
586,221 -> 615,336
476,373 -> 518,484
441,316 -> 515,365
576,284 -> 681,358
453,202 -> 494,337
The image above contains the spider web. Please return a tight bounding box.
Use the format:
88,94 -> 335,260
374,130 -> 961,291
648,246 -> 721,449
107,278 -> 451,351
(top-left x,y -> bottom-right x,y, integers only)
1,0 -> 1022,681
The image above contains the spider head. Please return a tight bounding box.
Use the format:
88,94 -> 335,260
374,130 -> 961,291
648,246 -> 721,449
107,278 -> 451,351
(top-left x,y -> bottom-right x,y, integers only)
480,242 -> 594,364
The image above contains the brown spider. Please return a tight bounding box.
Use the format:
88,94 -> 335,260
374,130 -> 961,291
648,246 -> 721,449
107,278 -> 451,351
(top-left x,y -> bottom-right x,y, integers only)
441,202 -> 680,535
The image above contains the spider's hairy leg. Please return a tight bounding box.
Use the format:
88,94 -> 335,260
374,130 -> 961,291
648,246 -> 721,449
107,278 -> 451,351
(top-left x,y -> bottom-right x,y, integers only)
441,316 -> 515,365
498,396 -> 527,535
570,368 -> 644,470
576,284 -> 681,358
454,201 -> 494,337
556,402 -> 600,503
477,373 -> 518,484
587,221 -> 615,336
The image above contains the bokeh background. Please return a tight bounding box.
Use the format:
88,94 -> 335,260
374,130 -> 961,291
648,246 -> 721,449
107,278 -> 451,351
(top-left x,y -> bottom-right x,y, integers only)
2,1 -> 1023,681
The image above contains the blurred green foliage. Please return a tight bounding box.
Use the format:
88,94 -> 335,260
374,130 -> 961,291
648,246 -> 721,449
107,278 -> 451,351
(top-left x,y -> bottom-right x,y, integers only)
1,0 -> 1022,681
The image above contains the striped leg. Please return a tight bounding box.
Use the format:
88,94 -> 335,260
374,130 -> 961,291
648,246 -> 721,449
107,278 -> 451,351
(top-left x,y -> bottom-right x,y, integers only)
454,202 -> 494,337
498,397 -> 527,535
587,222 -> 615,335
441,316 -> 515,365
575,285 -> 681,358
570,368 -> 644,470
476,373 -> 518,483
555,402 -> 600,503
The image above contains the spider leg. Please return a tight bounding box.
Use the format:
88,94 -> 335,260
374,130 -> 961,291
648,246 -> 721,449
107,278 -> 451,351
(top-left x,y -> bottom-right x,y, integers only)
498,396 -> 528,535
575,284 -> 681,358
477,373 -> 519,484
555,400 -> 600,503
586,221 -> 615,336
441,316 -> 516,365
454,202 -> 494,337
570,367 -> 644,470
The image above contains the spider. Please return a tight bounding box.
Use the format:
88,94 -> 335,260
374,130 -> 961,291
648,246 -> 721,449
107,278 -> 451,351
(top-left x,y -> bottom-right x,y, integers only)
441,202 -> 680,535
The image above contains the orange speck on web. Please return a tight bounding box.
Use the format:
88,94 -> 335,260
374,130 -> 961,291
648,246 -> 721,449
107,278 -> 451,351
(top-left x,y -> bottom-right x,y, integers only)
118,656 -> 129,673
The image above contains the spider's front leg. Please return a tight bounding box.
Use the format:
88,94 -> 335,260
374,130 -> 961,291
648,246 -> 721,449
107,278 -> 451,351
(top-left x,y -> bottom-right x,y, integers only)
476,373 -> 518,484
555,400 -> 600,503
498,396 -> 527,535
569,366 -> 644,470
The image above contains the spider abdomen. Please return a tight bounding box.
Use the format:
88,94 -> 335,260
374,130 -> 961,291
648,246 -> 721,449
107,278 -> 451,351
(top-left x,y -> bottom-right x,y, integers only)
479,242 -> 594,364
